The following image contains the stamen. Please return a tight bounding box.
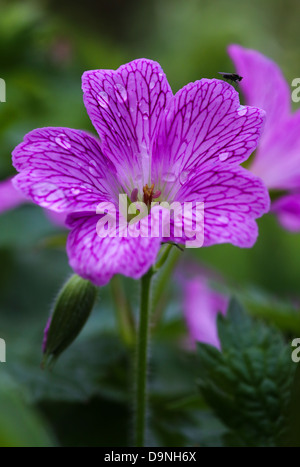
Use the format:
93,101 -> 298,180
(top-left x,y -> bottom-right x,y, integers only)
143,183 -> 160,206
152,190 -> 161,199
130,188 -> 138,202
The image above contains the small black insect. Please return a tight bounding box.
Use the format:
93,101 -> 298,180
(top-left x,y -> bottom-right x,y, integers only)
218,72 -> 243,86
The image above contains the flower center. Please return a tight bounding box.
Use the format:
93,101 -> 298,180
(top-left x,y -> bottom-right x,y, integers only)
128,184 -> 162,218
142,183 -> 161,207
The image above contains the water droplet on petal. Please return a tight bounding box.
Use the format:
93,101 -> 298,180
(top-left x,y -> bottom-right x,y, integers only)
179,170 -> 190,185
114,83 -> 127,102
149,81 -> 156,90
31,182 -> 65,203
89,160 -> 98,176
219,152 -> 229,162
162,172 -> 177,183
55,134 -> 71,150
83,236 -> 92,247
142,114 -> 148,121
140,141 -> 148,150
32,182 -> 55,197
71,188 -> 81,196
134,173 -> 143,184
217,215 -> 229,225
237,106 -> 247,116
97,91 -> 109,108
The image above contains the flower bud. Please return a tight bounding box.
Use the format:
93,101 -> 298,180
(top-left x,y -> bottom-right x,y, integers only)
42,274 -> 98,368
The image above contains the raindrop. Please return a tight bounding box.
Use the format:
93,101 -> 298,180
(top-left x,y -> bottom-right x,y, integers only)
217,215 -> 229,225
162,172 -> 177,183
140,141 -> 148,151
97,91 -> 109,108
142,114 -> 148,121
89,160 -> 98,176
237,106 -> 247,116
219,152 -> 229,162
114,83 -> 127,102
179,170 -> 190,185
71,188 -> 81,196
149,81 -> 156,90
55,134 -> 71,150
135,173 -> 143,183
83,236 -> 92,247
138,151 -> 149,159
31,182 -> 65,203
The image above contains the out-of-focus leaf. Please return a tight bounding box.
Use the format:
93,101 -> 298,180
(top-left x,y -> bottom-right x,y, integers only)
237,286 -> 300,335
197,298 -> 295,447
0,372 -> 54,447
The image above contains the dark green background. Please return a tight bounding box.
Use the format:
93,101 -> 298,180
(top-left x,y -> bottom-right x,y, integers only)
0,0 -> 299,446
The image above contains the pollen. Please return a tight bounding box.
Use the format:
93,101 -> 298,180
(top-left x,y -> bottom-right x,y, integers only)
143,183 -> 161,206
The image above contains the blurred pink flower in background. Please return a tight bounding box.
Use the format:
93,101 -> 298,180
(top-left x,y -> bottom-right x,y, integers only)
229,45 -> 300,231
183,273 -> 228,349
0,176 -> 67,227
0,177 -> 26,212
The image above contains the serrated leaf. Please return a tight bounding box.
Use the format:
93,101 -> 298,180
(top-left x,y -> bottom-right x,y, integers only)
197,298 -> 295,447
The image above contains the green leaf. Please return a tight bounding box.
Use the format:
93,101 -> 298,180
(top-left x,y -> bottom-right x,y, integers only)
197,298 -> 295,447
0,373 -> 54,447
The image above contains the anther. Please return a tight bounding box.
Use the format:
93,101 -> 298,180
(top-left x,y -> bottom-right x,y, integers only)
130,188 -> 138,202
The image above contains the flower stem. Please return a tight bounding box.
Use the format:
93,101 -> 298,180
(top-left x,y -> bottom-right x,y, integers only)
134,267 -> 154,447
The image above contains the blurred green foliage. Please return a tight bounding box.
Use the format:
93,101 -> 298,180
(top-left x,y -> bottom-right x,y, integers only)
1,0 -> 300,447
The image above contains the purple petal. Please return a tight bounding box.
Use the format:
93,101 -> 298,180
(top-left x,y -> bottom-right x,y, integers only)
12,127 -> 118,213
66,213 -> 162,286
253,111 -> 300,190
152,78 -> 265,186
175,164 -> 270,247
183,277 -> 228,349
82,59 -> 173,192
45,209 -> 68,228
228,44 -> 300,190
272,193 -> 300,231
228,44 -> 290,149
0,177 -> 27,213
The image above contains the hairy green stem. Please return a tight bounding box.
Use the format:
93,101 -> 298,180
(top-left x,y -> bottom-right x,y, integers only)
134,267 -> 153,447
134,244 -> 180,446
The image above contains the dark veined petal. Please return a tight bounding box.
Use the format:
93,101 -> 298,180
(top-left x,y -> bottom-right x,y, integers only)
228,44 -> 290,148
12,127 -> 118,213
82,59 -> 173,193
152,78 -> 265,191
66,213 -> 162,286
175,164 -> 270,248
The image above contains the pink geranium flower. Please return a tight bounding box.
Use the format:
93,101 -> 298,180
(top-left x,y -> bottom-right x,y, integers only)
229,45 -> 300,231
0,177 -> 27,212
0,176 -> 67,227
183,274 -> 228,349
12,59 -> 269,286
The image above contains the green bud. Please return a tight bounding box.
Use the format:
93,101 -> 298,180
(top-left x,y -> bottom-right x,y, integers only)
42,274 -> 98,368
